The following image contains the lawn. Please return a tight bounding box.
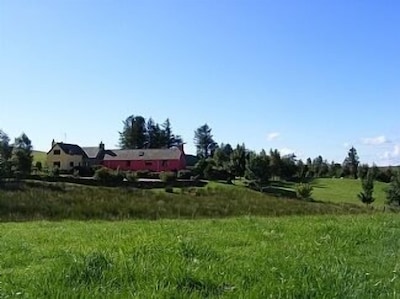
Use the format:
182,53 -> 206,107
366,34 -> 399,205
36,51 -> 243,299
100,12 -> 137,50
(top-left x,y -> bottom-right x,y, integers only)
311,178 -> 388,207
0,214 -> 399,298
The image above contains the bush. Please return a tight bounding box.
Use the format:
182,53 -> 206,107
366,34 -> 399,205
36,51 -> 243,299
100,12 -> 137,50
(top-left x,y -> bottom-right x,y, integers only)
177,170 -> 193,179
386,171 -> 400,206
136,170 -> 150,178
296,183 -> 313,200
165,186 -> 174,193
50,167 -> 60,177
160,172 -> 177,183
125,171 -> 138,183
35,161 -> 43,172
204,166 -> 231,181
94,167 -> 124,184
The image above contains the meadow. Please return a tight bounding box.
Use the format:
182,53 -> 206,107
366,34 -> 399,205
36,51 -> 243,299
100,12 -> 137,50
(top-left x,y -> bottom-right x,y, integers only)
0,214 -> 399,298
0,181 -> 369,221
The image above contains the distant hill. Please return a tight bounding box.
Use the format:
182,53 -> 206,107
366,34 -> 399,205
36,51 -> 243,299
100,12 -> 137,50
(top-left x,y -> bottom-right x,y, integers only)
33,150 -> 47,165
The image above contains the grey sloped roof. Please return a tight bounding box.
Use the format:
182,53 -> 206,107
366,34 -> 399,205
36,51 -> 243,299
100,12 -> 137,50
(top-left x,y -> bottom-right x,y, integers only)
56,143 -> 86,156
81,147 -> 101,159
104,148 -> 183,161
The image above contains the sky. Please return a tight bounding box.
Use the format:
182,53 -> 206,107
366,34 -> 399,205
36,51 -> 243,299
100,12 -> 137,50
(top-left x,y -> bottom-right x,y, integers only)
1,0 -> 399,165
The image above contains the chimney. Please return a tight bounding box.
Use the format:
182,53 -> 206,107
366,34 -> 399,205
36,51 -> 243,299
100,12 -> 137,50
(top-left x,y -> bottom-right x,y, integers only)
177,143 -> 184,153
52,139 -> 56,148
99,141 -> 105,150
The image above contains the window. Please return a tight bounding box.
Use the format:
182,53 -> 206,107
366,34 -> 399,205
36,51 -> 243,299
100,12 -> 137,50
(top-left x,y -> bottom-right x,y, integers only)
70,162 -> 74,167
145,161 -> 152,166
139,151 -> 145,156
53,162 -> 60,168
161,160 -> 168,166
126,161 -> 131,167
53,149 -> 61,155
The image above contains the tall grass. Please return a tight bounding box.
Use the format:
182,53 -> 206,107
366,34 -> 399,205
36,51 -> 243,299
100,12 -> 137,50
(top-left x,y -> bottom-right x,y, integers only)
0,181 -> 370,221
0,214 -> 399,298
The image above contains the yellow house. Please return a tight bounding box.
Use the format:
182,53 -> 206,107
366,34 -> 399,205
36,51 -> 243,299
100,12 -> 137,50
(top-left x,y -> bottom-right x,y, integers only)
47,141 -> 85,171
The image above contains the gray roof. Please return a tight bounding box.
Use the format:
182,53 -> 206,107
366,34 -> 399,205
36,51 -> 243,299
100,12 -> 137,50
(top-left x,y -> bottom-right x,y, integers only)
104,148 -> 183,161
81,147 -> 101,159
51,143 -> 85,156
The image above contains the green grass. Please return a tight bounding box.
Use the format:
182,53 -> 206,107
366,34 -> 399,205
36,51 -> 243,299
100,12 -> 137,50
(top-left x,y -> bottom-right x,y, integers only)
0,181 -> 369,221
0,214 -> 399,298
311,178 -> 388,206
32,150 -> 47,165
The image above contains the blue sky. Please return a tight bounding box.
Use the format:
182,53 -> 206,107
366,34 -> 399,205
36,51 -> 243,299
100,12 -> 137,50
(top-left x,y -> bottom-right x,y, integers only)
1,0 -> 399,165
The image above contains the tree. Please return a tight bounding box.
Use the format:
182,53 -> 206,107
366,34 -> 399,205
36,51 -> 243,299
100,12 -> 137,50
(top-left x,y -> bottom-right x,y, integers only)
281,154 -> 298,180
358,164 -> 370,180
358,169 -> 375,205
386,171 -> 400,206
119,115 -> 147,149
162,118 -> 183,148
328,161 -> 342,178
194,124 -> 217,158
146,118 -> 164,148
269,149 -> 282,179
229,144 -> 247,178
0,130 -> 12,179
313,155 -> 323,178
296,159 -> 307,180
213,143 -> 232,168
11,133 -> 33,176
245,150 -> 271,187
343,146 -> 359,179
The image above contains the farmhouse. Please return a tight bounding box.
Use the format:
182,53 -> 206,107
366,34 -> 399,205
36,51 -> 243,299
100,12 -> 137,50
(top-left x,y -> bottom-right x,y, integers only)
102,146 -> 186,172
47,140 -> 186,172
47,140 -> 111,171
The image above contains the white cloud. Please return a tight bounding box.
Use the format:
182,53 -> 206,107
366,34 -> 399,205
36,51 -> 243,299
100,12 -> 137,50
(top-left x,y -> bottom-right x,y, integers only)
267,132 -> 280,141
382,144 -> 400,159
362,135 -> 389,145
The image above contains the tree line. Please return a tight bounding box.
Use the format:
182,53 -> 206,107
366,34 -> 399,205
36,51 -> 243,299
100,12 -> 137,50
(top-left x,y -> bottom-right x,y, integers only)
0,130 -> 33,178
119,116 -> 182,149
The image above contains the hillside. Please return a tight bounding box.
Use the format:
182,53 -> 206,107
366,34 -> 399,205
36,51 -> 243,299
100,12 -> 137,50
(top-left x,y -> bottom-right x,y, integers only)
311,178 -> 388,207
0,181 -> 369,221
32,150 -> 47,165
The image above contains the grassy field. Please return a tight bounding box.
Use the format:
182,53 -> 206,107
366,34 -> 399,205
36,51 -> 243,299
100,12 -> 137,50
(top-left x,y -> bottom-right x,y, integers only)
0,181 -> 369,221
311,178 -> 388,206
0,214 -> 399,298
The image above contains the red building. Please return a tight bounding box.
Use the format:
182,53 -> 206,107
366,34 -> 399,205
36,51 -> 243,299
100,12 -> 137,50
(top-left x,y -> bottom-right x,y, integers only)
102,147 -> 186,172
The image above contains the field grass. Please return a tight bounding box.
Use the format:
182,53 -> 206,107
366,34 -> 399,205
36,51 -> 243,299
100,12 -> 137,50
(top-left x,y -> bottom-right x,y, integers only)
0,181 -> 369,221
32,150 -> 47,165
0,214 -> 399,298
311,178 -> 388,206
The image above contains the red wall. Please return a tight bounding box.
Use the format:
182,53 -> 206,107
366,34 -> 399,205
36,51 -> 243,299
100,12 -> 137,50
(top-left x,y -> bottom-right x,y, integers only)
102,158 -> 185,172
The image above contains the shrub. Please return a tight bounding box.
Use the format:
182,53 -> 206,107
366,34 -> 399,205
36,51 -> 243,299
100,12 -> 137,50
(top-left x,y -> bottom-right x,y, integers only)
35,161 -> 43,172
94,167 -> 124,184
50,167 -> 60,177
358,170 -> 374,205
386,171 -> 400,206
178,170 -> 193,179
165,186 -> 174,193
296,183 -> 313,200
136,170 -> 150,178
160,172 -> 177,183
73,169 -> 80,178
204,166 -> 231,181
125,172 -> 138,183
